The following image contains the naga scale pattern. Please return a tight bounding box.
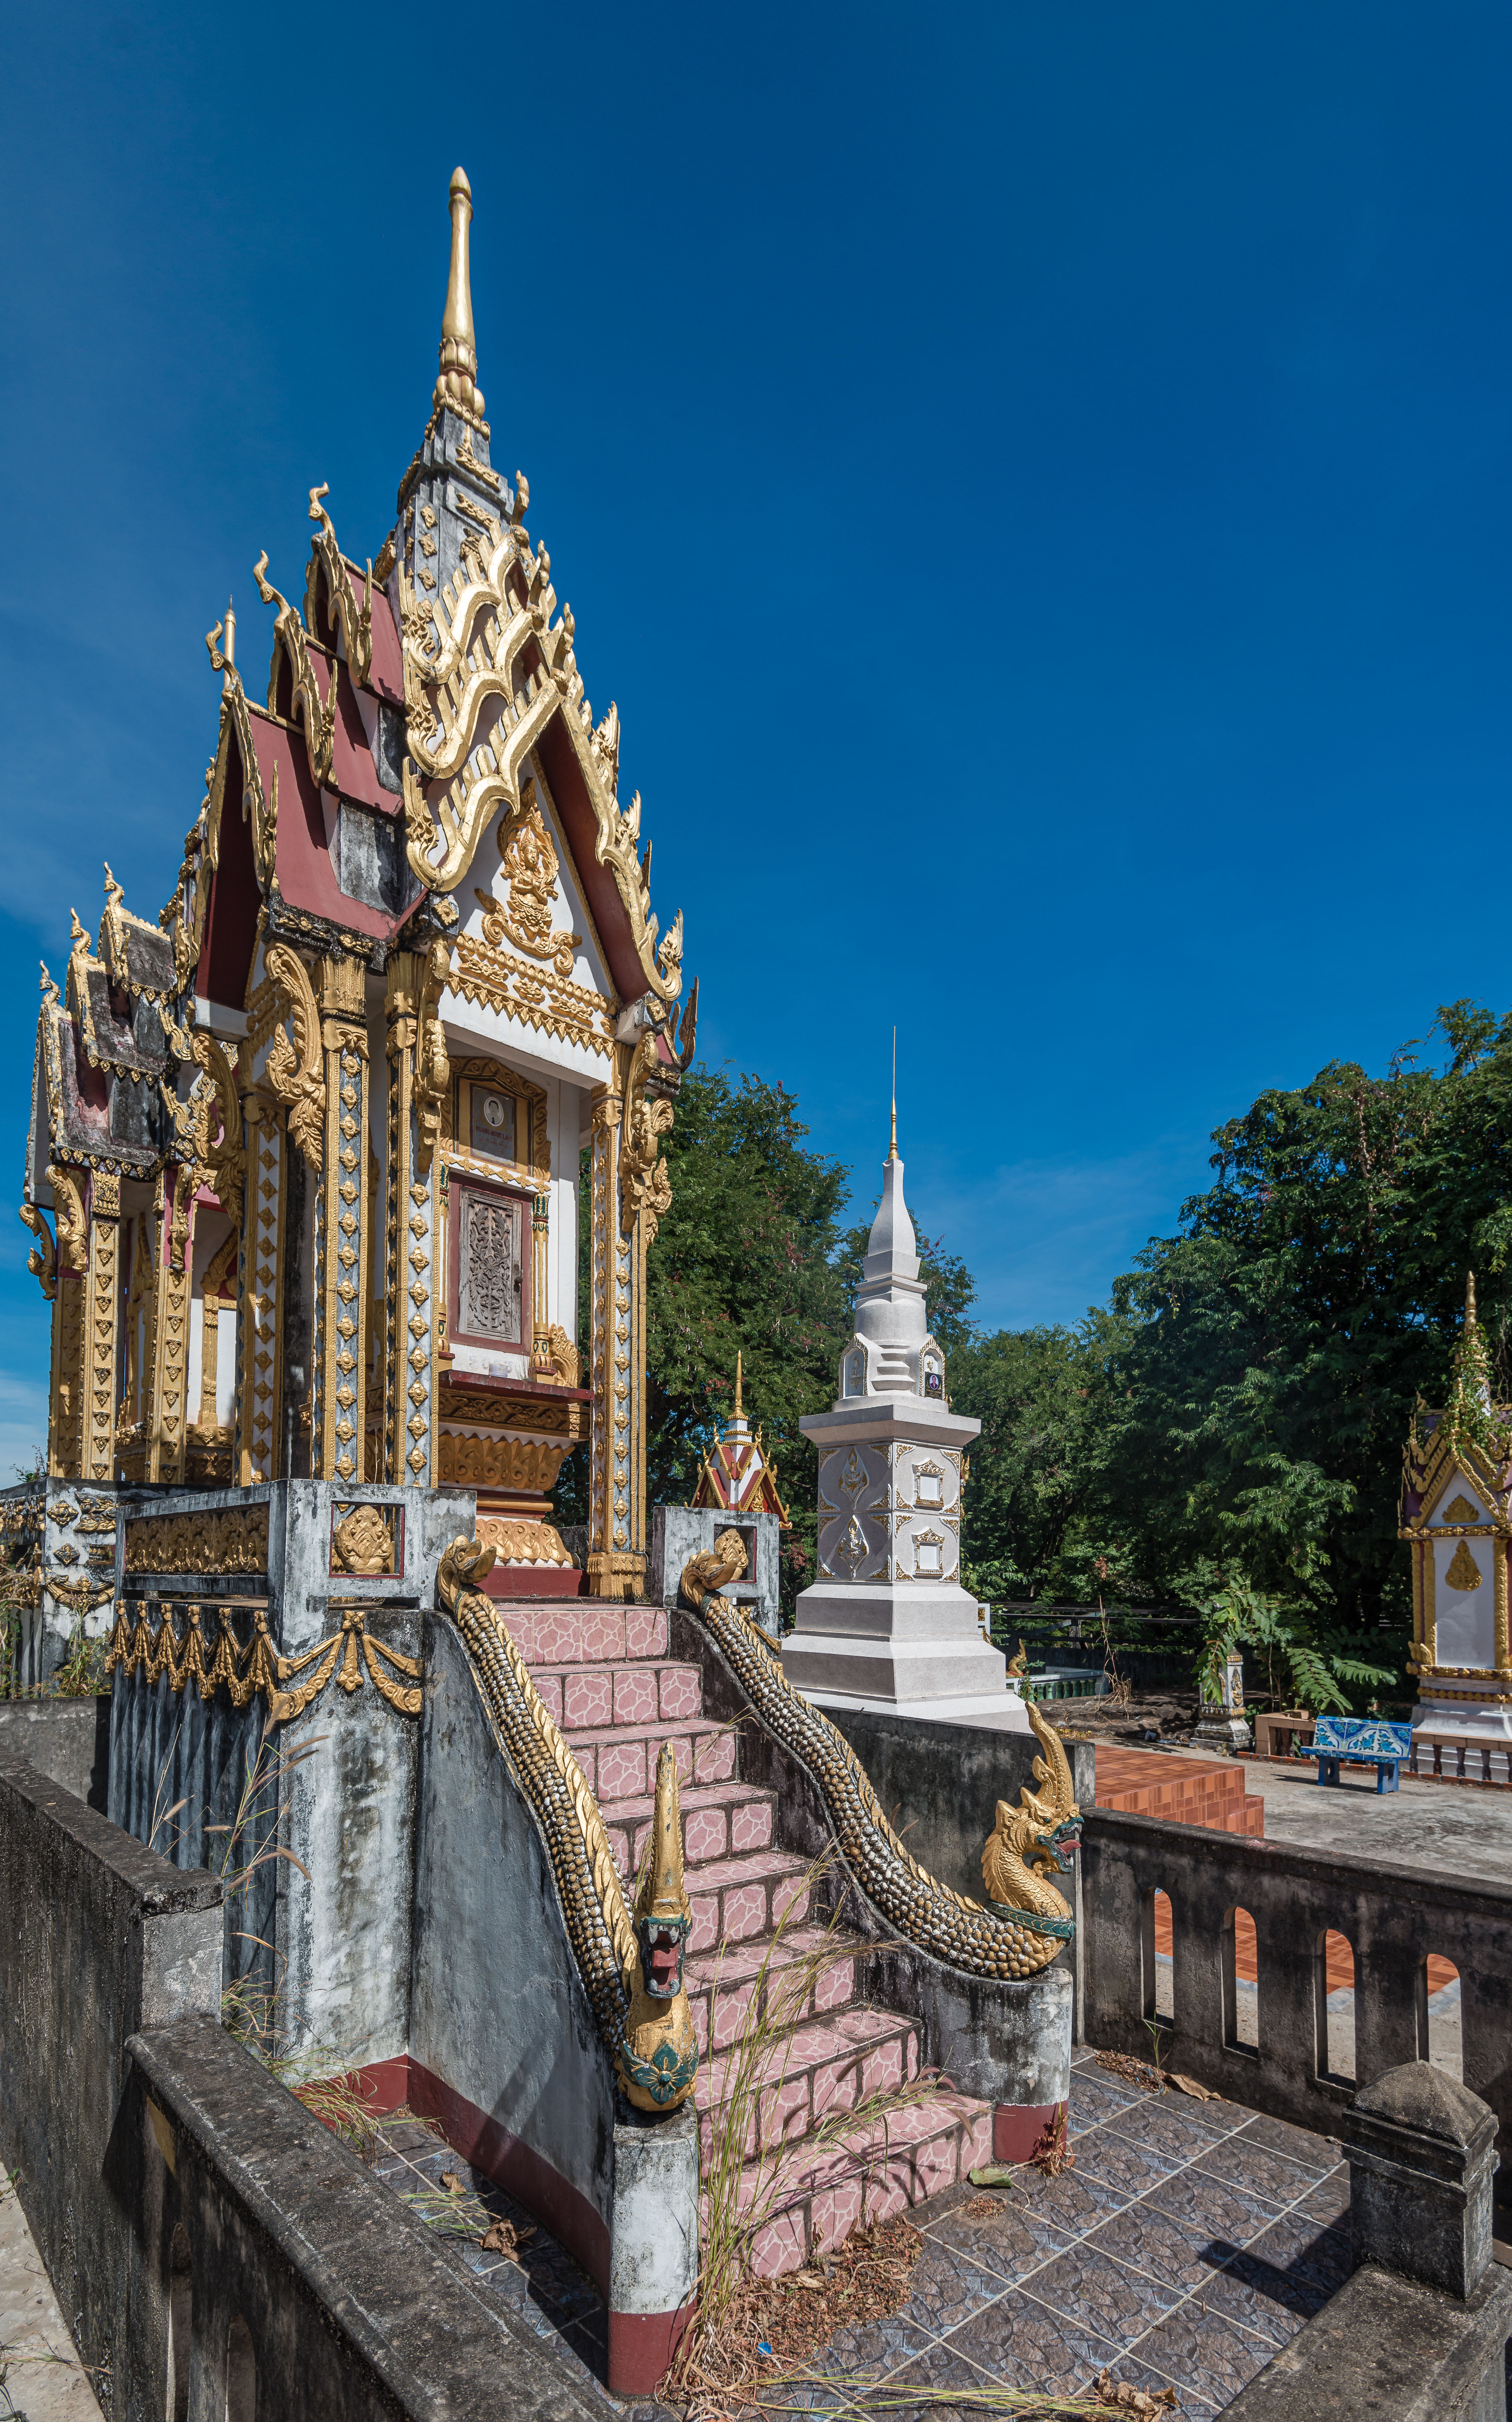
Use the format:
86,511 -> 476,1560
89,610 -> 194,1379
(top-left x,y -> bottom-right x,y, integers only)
682,1581 -> 1073,1979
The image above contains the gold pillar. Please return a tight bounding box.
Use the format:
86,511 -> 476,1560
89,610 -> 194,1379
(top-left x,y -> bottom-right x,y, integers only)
148,1164 -> 192,1484
237,1101 -> 285,1484
585,1035 -> 673,1600
382,949 -> 440,1487
46,1164 -> 87,1479
312,955 -> 370,1486
82,1172 -> 121,1484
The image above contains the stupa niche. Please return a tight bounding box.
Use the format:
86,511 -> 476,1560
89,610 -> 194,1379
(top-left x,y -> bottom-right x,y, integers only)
782,1113 -> 1029,1731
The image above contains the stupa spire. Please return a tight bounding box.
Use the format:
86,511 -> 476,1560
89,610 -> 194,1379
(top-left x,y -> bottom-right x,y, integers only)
733,1350 -> 744,1420
434,167 -> 484,423
889,1026 -> 898,1161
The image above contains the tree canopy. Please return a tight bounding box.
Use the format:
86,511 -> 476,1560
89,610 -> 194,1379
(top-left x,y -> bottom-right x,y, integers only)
562,1003 -> 1512,1679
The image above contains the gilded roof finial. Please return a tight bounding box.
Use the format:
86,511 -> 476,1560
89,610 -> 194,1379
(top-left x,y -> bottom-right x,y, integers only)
1467,1269 -> 1478,1330
68,909 -> 88,952
1444,1267 -> 1500,1458
434,167 -> 485,423
102,863 -> 124,911
888,1024 -> 898,1160
39,961 -> 58,1008
733,1350 -> 744,1419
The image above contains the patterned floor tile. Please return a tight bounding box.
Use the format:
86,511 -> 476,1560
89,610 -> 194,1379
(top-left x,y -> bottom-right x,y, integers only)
1127,2298 -> 1276,2408
891,2233 -> 1044,2333
1068,2070 -> 1154,2131
1144,2164 -> 1290,2249
1084,2198 -> 1241,2293
1295,2166 -> 1351,2225
927,2191 -> 1078,2286
1242,2210 -> 1353,2297
1188,2139 -> 1321,2211
1028,2238 -> 1185,2340
1062,2125 -> 1188,2208
1196,2242 -> 1336,2346
938,2285 -> 1132,2398
1106,2093 -> 1245,2165
803,2304 -> 945,2384
1228,2111 -> 1343,2174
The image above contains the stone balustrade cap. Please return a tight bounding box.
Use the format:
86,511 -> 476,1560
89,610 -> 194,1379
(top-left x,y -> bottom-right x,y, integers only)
1350,2061 -> 1497,2151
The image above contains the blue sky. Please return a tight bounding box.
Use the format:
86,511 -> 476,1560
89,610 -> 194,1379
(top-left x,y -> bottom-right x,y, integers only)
1,2 -> 1508,1468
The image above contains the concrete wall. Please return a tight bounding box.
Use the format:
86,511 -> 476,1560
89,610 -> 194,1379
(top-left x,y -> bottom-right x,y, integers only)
130,2016 -> 603,2422
650,1504 -> 781,1634
107,1479 -> 476,2066
0,1693 -> 109,1808
0,1749 -> 224,2408
409,1615 -> 620,2287
1081,1805 -> 1512,2173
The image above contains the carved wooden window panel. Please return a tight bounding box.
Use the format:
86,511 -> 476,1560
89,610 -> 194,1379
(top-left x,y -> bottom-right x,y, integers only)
448,1179 -> 532,1351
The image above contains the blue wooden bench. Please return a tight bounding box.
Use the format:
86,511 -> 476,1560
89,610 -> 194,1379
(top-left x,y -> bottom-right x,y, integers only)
1295,1716 -> 1412,1793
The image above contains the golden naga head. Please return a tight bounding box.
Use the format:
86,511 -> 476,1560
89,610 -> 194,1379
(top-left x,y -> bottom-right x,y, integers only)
981,1701 -> 1083,1920
678,1527 -> 748,1613
618,1742 -> 699,2112
437,1533 -> 497,1612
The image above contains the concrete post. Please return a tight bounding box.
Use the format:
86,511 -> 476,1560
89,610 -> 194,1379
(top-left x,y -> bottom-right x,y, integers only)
1342,2059 -> 1499,2300
605,2101 -> 699,2395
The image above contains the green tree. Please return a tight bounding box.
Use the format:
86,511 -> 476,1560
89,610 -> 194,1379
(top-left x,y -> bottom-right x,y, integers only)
557,1067 -> 854,1606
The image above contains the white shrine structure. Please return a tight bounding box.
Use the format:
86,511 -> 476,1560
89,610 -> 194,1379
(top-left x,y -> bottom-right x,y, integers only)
782,1114 -> 1029,1731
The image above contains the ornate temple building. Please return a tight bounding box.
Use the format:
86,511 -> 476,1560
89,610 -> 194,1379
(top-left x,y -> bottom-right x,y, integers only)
21,167 -> 692,1607
1400,1275 -> 1512,1781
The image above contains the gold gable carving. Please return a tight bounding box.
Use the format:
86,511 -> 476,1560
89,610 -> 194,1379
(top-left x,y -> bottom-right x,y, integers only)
1440,1494 -> 1484,1528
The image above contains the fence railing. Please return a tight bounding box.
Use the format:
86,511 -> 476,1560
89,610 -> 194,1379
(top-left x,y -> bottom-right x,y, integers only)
1079,1806 -> 1512,2175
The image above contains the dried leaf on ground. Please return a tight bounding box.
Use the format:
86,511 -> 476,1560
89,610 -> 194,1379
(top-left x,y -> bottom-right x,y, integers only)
1094,2051 -> 1167,2093
961,2196 -> 1003,2219
674,2213 -> 924,2402
479,2216 -> 535,2258
1029,2107 -> 1075,2176
1167,2073 -> 1222,2102
440,2171 -> 464,2195
1094,2369 -> 1178,2413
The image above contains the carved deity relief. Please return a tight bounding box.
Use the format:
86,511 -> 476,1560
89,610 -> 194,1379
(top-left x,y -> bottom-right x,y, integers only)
472,783 -> 581,981
457,1191 -> 523,1344
331,1502 -> 397,1576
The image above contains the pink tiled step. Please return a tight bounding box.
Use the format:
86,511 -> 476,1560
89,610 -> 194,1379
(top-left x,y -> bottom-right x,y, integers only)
685,1926 -> 865,2054
694,2006 -> 921,2164
716,2092 -> 993,2278
531,1660 -> 704,1730
598,1778 -> 776,1878
499,1602 -> 669,1667
565,1719 -> 736,1801
684,1849 -> 814,1952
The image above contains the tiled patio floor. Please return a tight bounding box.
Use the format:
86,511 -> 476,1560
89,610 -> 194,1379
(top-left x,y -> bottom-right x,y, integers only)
368,2051 -> 1353,2419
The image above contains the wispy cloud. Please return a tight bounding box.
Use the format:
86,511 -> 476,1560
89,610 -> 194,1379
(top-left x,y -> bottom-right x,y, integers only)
916,1135 -> 1215,1334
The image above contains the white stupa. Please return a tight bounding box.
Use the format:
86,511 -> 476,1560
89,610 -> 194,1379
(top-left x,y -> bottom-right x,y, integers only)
782,1101 -> 1030,1731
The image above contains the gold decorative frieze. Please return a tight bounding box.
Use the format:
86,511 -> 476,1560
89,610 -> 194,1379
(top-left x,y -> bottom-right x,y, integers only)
124,1506 -> 270,1576
75,1495 -> 119,1535
48,1573 -> 114,1615
105,1598 -> 422,1724
476,1516 -> 572,1567
83,1175 -> 121,1484
238,1110 -> 284,1484
447,933 -> 614,1059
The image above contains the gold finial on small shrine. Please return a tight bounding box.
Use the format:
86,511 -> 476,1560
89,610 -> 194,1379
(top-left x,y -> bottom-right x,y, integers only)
434,166 -> 485,422
888,1024 -> 898,1160
1467,1269 -> 1478,1329
733,1350 -> 744,1420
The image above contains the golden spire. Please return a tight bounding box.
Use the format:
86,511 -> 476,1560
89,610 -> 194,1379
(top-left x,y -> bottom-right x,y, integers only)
733,1350 -> 744,1420
434,167 -> 485,422
1468,1269 -> 1478,1330
888,1024 -> 898,1160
